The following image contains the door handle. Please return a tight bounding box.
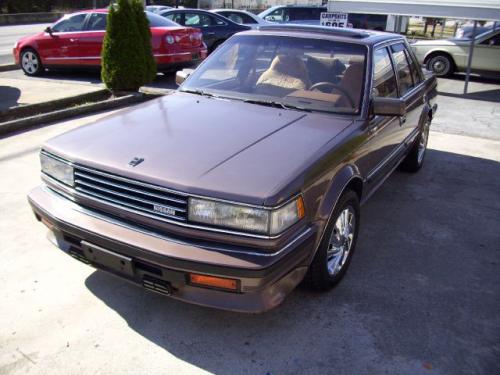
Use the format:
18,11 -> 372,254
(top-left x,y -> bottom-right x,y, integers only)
69,38 -> 79,42
206,32 -> 215,35
399,115 -> 407,125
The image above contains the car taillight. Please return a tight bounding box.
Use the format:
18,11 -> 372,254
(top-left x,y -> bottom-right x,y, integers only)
165,35 -> 175,44
190,32 -> 202,42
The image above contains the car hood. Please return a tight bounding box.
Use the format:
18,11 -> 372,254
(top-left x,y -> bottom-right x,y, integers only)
43,92 -> 353,205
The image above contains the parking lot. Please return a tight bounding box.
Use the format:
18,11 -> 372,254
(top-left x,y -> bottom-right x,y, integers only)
0,73 -> 499,374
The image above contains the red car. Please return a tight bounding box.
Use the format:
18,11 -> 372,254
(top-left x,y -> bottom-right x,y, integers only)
13,9 -> 207,76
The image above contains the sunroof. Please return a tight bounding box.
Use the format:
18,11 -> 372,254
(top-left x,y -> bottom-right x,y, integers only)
257,24 -> 371,39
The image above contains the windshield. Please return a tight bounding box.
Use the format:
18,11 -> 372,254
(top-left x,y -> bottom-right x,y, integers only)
181,35 -> 367,114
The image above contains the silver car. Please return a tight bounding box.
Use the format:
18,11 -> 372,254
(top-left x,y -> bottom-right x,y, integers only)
411,28 -> 500,77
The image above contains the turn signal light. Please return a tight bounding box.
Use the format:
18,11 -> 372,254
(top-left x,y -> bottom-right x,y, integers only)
297,196 -> 305,219
189,273 -> 238,291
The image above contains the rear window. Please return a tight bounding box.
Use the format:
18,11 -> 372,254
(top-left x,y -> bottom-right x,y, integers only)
146,11 -> 178,27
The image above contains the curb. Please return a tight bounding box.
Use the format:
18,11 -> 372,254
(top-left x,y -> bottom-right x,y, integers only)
0,93 -> 151,136
0,89 -> 110,123
0,64 -> 18,72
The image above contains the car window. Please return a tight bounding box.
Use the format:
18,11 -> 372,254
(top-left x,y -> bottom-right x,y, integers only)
265,8 -> 287,22
481,32 -> 500,46
182,35 -> 367,115
164,12 -> 183,24
405,47 -> 422,85
211,15 -> 226,26
147,12 -> 178,27
87,13 -> 107,31
372,47 -> 398,98
391,43 -> 414,96
185,13 -> 213,27
52,13 -> 87,32
222,12 -> 256,24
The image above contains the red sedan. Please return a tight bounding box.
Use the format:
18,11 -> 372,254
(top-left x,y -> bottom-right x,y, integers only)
13,9 -> 207,76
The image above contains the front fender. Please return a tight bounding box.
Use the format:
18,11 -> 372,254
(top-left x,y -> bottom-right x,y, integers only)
306,164 -> 362,263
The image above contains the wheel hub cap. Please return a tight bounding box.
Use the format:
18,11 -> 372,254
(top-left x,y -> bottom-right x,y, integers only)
418,121 -> 430,164
22,52 -> 38,74
327,206 -> 355,276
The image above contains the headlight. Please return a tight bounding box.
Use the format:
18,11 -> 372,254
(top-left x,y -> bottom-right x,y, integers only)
188,196 -> 304,235
40,153 -> 74,186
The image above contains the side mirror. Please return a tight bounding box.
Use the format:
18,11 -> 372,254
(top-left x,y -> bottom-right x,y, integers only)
44,26 -> 53,35
371,97 -> 406,117
175,69 -> 194,86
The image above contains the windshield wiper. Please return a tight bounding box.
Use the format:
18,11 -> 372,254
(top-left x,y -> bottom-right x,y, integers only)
243,99 -> 311,112
180,89 -> 219,98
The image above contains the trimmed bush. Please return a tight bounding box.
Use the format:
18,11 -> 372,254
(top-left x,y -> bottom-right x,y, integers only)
101,0 -> 157,92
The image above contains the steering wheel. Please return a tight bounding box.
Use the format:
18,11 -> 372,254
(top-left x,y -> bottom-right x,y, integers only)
309,82 -> 355,108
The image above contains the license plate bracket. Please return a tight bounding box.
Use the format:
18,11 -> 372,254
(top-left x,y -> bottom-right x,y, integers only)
81,241 -> 134,277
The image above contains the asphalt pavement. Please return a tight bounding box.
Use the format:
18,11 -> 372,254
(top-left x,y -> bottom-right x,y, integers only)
0,78 -> 499,375
0,23 -> 49,65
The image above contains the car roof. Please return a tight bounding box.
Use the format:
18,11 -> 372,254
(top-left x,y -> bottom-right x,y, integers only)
211,9 -> 254,14
244,24 -> 404,45
266,5 -> 326,9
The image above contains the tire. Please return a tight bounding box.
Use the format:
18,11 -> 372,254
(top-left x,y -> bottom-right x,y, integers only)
426,54 -> 454,77
400,118 -> 431,173
308,190 -> 360,291
20,48 -> 44,76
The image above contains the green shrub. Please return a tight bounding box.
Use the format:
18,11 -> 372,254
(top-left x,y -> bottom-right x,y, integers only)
101,0 -> 157,92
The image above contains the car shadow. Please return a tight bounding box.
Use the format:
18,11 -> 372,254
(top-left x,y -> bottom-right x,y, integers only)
0,85 -> 21,111
84,148 -> 500,375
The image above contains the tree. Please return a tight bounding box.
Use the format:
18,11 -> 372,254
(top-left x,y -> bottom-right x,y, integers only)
101,0 -> 156,92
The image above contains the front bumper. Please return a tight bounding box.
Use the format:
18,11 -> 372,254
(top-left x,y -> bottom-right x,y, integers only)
28,185 -> 315,313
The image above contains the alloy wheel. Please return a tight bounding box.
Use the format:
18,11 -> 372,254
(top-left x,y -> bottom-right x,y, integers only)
22,51 -> 39,74
418,121 -> 430,165
326,206 -> 356,276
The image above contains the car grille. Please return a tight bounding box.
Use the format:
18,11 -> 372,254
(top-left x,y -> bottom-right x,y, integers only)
73,166 -> 188,222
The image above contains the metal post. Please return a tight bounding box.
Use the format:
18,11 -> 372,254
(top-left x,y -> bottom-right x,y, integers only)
93,0 -> 96,9
463,20 -> 477,95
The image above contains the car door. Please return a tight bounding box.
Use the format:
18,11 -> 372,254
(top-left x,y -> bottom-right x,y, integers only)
77,12 -> 107,66
473,31 -> 500,73
184,12 -> 220,50
390,43 -> 425,141
38,13 -> 89,65
357,46 -> 403,185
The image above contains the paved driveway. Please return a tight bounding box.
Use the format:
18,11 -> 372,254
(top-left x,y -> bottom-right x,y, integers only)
0,84 -> 499,374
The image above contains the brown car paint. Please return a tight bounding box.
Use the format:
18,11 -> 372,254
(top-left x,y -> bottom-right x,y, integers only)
28,28 -> 438,312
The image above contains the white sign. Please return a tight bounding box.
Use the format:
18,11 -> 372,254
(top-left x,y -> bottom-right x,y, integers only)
320,12 -> 349,28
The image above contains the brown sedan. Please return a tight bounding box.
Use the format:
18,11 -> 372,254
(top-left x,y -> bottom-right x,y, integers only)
28,26 -> 437,312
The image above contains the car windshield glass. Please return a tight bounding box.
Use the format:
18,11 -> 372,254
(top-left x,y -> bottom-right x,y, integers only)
146,11 -> 177,27
181,35 -> 367,114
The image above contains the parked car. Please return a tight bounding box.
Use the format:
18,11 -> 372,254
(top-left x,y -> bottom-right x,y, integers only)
159,8 -> 250,52
13,9 -> 207,76
145,5 -> 172,14
411,28 -> 500,77
455,22 -> 499,38
210,9 -> 268,28
258,5 -> 387,30
28,25 -> 437,313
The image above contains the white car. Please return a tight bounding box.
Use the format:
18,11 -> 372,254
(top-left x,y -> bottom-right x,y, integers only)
210,9 -> 268,28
